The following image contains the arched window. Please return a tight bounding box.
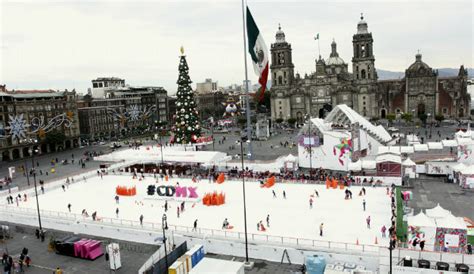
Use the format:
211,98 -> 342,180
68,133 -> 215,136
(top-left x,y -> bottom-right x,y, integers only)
361,69 -> 366,79
278,76 -> 283,85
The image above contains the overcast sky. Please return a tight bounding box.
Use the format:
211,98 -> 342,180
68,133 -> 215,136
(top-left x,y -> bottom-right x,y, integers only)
1,0 -> 473,94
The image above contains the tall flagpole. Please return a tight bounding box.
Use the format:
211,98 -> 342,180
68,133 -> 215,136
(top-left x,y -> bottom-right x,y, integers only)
241,0 -> 251,265
241,0 -> 253,159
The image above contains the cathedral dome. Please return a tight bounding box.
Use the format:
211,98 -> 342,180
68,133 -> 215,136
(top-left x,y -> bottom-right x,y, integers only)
275,24 -> 286,43
326,40 -> 345,65
406,53 -> 436,77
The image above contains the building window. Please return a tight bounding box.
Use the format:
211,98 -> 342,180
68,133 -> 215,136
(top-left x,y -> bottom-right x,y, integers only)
295,97 -> 301,103
279,101 -> 282,105
443,108 -> 448,114
361,69 -> 366,79
396,108 -> 401,113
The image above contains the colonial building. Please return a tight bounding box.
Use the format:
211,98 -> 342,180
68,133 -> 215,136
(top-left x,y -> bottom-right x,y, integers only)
270,15 -> 470,122
77,77 -> 169,140
0,88 -> 81,161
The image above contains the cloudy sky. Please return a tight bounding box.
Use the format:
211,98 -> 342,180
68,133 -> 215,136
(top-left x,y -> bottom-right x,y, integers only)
1,0 -> 472,94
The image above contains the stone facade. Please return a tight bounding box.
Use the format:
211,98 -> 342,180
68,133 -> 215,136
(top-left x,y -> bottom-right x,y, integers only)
0,89 -> 81,162
270,15 -> 470,122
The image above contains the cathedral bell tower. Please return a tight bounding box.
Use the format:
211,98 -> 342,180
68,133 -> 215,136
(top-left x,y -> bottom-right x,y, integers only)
352,14 -> 376,83
270,24 -> 294,87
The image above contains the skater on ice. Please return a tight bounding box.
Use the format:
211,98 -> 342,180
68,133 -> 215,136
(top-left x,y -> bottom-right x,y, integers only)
116,208 -> 119,218
319,223 -> 324,236
363,199 -> 366,211
366,216 -> 371,229
193,219 -> 198,231
272,190 -> 276,198
266,214 -> 270,227
67,203 -> 71,212
283,190 -> 286,199
309,198 -> 313,209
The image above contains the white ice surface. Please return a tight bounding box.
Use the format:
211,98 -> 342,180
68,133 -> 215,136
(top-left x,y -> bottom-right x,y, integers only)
16,174 -> 391,246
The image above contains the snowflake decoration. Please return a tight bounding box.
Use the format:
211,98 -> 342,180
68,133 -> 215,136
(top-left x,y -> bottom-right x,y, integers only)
7,114 -> 29,140
127,105 -> 141,121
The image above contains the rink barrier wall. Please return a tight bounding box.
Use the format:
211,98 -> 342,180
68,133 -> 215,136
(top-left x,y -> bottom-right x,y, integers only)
0,204 -> 382,255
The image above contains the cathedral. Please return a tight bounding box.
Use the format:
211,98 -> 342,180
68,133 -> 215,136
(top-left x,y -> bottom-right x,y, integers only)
269,15 -> 470,123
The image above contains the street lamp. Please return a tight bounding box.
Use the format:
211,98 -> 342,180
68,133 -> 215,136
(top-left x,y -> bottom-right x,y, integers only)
27,141 -> 43,237
236,138 -> 250,263
162,213 -> 169,270
305,114 -> 313,180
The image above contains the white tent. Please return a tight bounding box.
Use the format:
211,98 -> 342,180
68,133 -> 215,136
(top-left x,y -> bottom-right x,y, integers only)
425,204 -> 451,219
459,165 -> 474,175
361,159 -> 376,169
407,212 -> 436,227
452,163 -> 466,172
413,144 -> 429,151
402,158 -> 416,166
348,160 -> 362,171
427,142 -> 443,150
400,146 -> 415,154
435,215 -> 467,229
441,139 -> 458,147
376,154 -> 401,164
285,154 -> 297,162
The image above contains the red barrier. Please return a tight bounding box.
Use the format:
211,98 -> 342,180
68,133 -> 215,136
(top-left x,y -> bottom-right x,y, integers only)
216,173 -> 225,184
116,186 -> 136,196
202,191 -> 226,206
261,176 -> 275,188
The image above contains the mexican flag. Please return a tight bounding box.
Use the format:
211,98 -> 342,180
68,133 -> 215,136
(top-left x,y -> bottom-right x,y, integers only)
246,7 -> 269,101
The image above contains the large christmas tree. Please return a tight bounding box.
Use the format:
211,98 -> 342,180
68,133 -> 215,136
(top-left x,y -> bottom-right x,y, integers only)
172,48 -> 201,144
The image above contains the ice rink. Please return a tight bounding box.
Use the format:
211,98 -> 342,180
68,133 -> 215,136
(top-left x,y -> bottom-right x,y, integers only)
15,174 -> 391,246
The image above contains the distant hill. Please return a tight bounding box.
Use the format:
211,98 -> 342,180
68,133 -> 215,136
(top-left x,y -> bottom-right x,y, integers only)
377,68 -> 474,80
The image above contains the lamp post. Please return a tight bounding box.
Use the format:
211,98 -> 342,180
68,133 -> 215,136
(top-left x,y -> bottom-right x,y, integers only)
305,114 -> 313,180
28,141 -> 43,235
236,138 -> 250,263
162,213 -> 169,270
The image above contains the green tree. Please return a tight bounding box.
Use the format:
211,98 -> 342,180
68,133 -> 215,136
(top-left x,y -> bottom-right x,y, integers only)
435,114 -> 445,123
275,118 -> 284,124
418,113 -> 428,125
287,118 -> 297,127
386,113 -> 396,126
172,51 -> 201,144
237,117 -> 247,128
401,113 -> 413,123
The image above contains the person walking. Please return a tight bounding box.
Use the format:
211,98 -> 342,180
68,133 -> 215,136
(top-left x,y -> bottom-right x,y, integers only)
67,203 -> 71,212
381,225 -> 387,238
363,199 -> 366,211
116,208 -> 119,218
40,186 -> 44,194
193,219 -> 198,231
366,216 -> 371,229
272,190 -> 276,198
115,195 -> 119,204
283,190 -> 286,199
139,214 -> 144,225
319,223 -> 324,237
266,214 -> 270,228
419,239 -> 425,251
309,198 -> 313,209
177,206 -> 180,218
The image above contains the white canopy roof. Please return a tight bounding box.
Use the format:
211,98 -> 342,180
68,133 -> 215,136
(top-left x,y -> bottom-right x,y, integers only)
442,139 -> 458,147
361,159 -> 376,169
285,154 -> 297,162
189,258 -> 244,274
376,154 -> 402,164
435,215 -> 467,229
427,142 -> 443,150
452,163 -> 467,172
402,158 -> 416,166
348,160 -> 362,171
457,138 -> 474,145
413,144 -> 429,151
378,146 -> 401,155
426,204 -> 451,219
460,165 -> 474,175
407,212 -> 436,227
400,146 -> 415,154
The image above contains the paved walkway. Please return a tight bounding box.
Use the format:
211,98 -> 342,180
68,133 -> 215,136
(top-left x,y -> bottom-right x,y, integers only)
0,224 -> 156,274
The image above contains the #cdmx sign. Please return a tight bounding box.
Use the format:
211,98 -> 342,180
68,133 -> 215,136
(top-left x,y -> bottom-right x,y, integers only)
147,185 -> 198,199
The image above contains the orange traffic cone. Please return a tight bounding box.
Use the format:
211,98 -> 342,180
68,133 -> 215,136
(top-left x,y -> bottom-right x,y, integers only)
356,238 -> 359,245
375,237 -> 378,244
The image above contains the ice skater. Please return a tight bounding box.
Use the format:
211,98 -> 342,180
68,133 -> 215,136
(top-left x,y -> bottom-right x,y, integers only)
319,223 -> 324,236
266,214 -> 270,227
177,206 -> 180,218
283,190 -> 286,199
363,199 -> 366,211
164,201 -> 168,212
139,214 -> 144,225
193,219 -> 198,231
309,198 -> 313,209
272,190 -> 276,198
62,185 -> 66,192
366,216 -> 371,229
314,190 -> 319,197
259,221 -> 266,232
115,195 -> 119,204
222,218 -> 229,229
116,208 -> 119,218
67,203 -> 71,212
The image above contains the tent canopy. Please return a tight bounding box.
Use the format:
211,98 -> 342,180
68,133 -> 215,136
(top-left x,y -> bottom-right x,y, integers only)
413,144 -> 429,151
426,204 -> 451,219
376,154 -> 401,164
441,139 -> 458,147
435,215 -> 467,229
348,160 -> 362,171
427,142 -> 443,150
452,163 -> 467,172
402,158 -> 416,166
407,212 -> 436,227
361,159 -> 376,169
460,166 -> 474,175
